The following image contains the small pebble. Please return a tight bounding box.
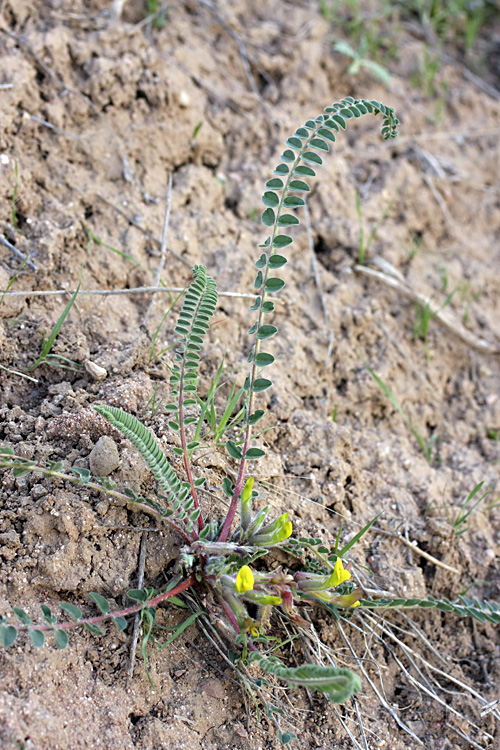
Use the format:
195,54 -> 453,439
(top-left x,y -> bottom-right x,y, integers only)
89,436 -> 120,476
84,360 -> 107,381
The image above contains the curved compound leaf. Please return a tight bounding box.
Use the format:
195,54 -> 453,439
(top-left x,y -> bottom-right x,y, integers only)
93,405 -> 182,501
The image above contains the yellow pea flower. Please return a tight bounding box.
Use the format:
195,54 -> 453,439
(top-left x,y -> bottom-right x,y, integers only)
235,565 -> 255,593
328,557 -> 351,587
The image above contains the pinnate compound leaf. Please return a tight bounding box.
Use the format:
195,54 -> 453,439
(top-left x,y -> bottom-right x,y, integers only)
89,592 -> 110,615
0,624 -> 17,647
264,660 -> 361,703
54,629 -> 69,649
29,629 -> 45,648
94,405 -> 182,500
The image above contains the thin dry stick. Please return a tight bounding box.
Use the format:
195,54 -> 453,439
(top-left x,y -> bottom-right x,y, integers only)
28,114 -> 81,140
304,201 -> 334,366
0,286 -> 266,301
0,235 -> 38,271
355,260 -> 500,355
126,530 -> 148,685
336,619 -> 425,746
141,175 -> 173,328
362,610 -> 496,741
94,192 -> 190,269
0,363 -> 39,383
371,526 -> 459,574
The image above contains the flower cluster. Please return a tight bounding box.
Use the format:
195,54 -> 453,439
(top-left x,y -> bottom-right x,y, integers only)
214,556 -> 360,638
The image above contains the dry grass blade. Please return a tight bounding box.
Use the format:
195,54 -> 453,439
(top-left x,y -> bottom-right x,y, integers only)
0,286 -> 268,301
355,259 -> 500,354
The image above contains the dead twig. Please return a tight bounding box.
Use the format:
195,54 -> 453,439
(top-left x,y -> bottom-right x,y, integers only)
0,286 -> 276,301
126,530 -> 148,686
141,175 -> 173,328
371,525 -> 459,574
0,235 -> 38,271
355,259 -> 500,355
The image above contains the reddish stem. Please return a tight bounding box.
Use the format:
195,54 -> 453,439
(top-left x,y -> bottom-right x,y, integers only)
14,574 -> 197,634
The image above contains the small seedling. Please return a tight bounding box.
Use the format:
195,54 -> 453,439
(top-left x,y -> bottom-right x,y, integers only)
28,281 -> 81,372
452,481 -> 492,536
333,39 -> 392,86
85,226 -> 144,267
354,187 -> 393,264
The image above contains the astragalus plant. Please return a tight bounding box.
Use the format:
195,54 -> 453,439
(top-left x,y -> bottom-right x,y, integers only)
2,97 -> 498,743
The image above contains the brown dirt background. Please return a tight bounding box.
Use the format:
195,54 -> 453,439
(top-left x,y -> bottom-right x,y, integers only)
0,1 -> 499,748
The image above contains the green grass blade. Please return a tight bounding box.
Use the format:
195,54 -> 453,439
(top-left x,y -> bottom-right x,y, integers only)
28,279 -> 81,371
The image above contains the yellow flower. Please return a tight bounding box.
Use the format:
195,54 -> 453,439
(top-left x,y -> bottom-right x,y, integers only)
235,565 -> 255,593
278,519 -> 293,542
329,557 -> 351,587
